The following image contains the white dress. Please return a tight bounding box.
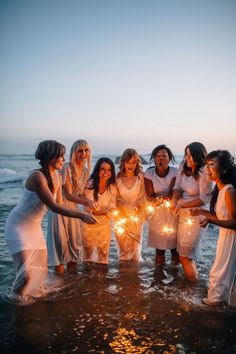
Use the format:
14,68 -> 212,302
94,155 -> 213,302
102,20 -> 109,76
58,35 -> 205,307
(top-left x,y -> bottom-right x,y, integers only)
145,166 -> 178,250
5,183 -> 48,298
81,181 -> 117,264
47,164 -> 88,266
207,184 -> 236,305
173,166 -> 213,258
115,173 -> 145,261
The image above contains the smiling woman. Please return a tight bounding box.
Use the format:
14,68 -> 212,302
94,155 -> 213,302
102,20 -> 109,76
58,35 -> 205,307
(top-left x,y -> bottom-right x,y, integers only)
47,140 -> 100,276
115,149 -> 146,261
81,157 -> 117,264
191,150 -> 236,306
172,142 -> 213,282
4,140 -> 97,302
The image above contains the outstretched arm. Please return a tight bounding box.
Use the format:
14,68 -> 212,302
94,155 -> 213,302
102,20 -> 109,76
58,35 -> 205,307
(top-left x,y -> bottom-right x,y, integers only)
191,187 -> 236,230
26,171 -> 97,224
63,171 -> 99,210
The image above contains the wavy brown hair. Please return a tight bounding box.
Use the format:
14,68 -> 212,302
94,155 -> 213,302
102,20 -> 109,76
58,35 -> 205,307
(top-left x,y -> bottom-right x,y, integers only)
35,140 -> 65,192
118,148 -> 142,177
182,142 -> 207,180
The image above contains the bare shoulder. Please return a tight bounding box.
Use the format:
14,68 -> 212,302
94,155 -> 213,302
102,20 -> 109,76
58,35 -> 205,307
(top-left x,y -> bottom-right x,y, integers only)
225,185 -> 236,209
225,185 -> 236,198
26,170 -> 47,189
139,171 -> 145,179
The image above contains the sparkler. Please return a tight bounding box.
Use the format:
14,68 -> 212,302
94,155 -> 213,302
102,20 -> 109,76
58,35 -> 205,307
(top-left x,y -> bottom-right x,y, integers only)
112,196 -> 177,243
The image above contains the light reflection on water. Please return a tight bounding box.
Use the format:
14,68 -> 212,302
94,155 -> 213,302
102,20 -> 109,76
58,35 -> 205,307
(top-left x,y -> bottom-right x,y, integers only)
0,222 -> 236,353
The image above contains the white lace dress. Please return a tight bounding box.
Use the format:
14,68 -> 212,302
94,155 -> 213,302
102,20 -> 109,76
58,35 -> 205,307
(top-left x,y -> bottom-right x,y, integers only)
207,184 -> 236,305
81,181 -> 117,264
5,183 -> 48,298
173,166 -> 213,258
115,173 -> 145,261
145,166 -> 178,250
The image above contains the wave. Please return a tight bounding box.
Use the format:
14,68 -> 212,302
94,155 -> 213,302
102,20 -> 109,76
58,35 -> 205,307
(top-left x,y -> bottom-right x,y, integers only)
0,168 -> 25,184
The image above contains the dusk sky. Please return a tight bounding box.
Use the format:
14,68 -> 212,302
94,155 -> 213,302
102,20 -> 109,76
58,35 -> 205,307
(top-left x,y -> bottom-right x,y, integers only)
1,0 -> 236,155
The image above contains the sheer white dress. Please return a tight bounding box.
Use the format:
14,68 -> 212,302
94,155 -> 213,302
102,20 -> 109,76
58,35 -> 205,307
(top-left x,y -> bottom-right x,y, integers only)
115,173 -> 145,261
145,166 -> 178,250
5,182 -> 48,298
173,166 -> 213,258
47,164 -> 88,266
81,181 -> 117,264
207,184 -> 236,306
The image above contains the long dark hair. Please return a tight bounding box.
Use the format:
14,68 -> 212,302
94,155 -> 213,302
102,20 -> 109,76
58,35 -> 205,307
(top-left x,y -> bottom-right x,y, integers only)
150,144 -> 175,165
89,157 -> 116,201
182,142 -> 207,179
35,140 -> 65,192
207,150 -> 236,212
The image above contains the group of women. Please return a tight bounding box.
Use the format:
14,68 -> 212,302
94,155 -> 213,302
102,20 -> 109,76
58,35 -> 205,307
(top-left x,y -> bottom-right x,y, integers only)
4,139 -> 236,307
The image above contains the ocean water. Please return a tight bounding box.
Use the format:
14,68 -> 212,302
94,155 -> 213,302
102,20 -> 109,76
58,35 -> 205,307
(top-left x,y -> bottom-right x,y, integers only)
0,154 -> 236,354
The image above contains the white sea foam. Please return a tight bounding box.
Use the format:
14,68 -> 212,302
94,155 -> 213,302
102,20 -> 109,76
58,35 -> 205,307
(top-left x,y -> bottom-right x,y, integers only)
0,168 -> 24,184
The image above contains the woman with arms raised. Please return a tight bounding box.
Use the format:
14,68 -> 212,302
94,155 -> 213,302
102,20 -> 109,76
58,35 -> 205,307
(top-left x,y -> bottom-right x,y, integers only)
191,150 -> 236,306
4,140 -> 97,301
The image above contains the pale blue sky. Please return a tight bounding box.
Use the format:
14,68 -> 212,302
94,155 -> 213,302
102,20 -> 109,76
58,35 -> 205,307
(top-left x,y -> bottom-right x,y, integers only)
1,0 -> 236,155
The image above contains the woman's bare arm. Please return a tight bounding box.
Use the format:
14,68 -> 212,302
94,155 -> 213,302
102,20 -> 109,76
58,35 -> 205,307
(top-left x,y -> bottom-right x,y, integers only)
26,171 -> 97,223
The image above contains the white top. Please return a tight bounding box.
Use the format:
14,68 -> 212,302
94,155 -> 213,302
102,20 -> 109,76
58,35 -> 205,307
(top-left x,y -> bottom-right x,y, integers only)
116,173 -> 145,207
145,166 -> 178,195
173,165 -> 212,205
83,180 -> 117,212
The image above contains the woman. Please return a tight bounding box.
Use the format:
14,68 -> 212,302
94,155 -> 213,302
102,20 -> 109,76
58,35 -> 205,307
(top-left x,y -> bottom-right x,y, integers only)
172,142 -> 213,282
47,140 -> 98,275
4,140 -> 97,300
191,150 -> 236,306
144,144 -> 178,266
115,148 -> 145,261
81,157 -> 117,264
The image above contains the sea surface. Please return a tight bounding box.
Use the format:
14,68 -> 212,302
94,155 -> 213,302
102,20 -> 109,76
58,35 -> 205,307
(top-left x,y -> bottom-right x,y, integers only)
0,154 -> 235,354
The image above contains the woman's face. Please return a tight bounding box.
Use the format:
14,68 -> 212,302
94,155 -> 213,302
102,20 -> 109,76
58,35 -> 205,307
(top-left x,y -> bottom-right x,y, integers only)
99,162 -> 112,181
75,145 -> 89,164
50,155 -> 65,170
124,155 -> 138,174
154,149 -> 170,170
185,147 -> 196,169
205,157 -> 220,182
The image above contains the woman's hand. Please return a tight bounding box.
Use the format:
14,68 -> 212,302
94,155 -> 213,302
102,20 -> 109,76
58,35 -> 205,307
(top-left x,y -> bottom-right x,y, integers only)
190,208 -> 202,216
106,208 -> 116,219
81,212 -> 99,224
199,218 -> 209,228
171,200 -> 183,215
89,200 -> 100,211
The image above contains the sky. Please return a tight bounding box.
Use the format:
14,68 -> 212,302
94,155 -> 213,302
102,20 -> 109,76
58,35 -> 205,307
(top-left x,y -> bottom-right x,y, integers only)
0,0 -> 236,155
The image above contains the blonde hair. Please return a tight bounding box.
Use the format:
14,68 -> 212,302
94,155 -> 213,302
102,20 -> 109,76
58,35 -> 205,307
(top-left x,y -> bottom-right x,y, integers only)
118,148 -> 142,177
69,140 -> 91,193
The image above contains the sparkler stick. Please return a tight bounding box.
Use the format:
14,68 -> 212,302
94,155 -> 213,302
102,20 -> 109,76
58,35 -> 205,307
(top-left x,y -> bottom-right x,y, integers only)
112,196 -> 177,244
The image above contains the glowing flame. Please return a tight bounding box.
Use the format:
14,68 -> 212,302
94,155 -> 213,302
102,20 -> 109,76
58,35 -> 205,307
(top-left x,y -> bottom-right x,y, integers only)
185,217 -> 194,225
116,226 -> 124,235
112,210 -> 119,216
146,205 -> 154,213
162,225 -> 174,235
130,215 -> 139,222
164,200 -> 171,208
